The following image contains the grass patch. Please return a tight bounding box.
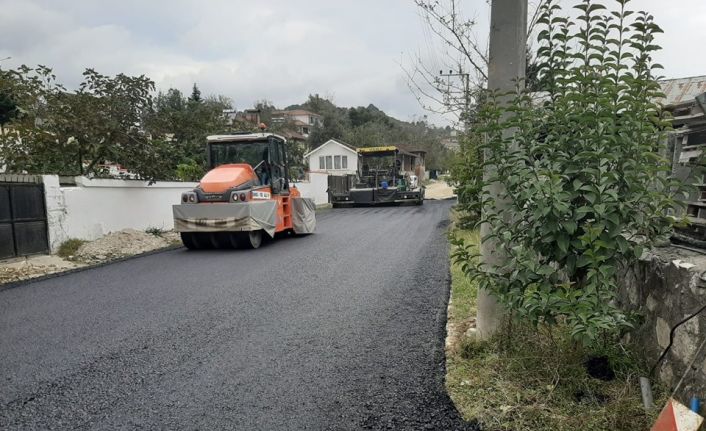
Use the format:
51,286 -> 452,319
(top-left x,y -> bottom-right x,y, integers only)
145,227 -> 164,237
446,208 -> 665,431
449,227 -> 479,324
57,238 -> 87,259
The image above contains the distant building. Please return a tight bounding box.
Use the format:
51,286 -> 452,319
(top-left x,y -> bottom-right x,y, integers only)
410,150 -> 427,180
236,109 -> 261,125
222,109 -> 237,124
304,139 -> 358,175
441,129 -> 460,151
95,162 -> 137,179
661,75 -> 706,226
222,108 -> 262,127
394,146 -> 427,180
272,109 -> 323,138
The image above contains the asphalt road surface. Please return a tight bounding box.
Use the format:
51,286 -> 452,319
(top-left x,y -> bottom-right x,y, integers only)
0,200 -> 477,430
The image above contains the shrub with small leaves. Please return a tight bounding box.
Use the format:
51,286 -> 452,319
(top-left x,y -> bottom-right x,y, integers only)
453,0 -> 686,345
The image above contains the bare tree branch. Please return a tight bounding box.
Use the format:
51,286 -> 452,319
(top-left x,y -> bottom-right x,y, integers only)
405,0 -> 491,125
415,0 -> 489,81
527,0 -> 550,42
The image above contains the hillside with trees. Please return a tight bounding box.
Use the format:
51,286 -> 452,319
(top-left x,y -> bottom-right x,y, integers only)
283,94 -> 454,171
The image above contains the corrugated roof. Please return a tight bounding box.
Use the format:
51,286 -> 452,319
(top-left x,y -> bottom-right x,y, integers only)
659,76 -> 706,106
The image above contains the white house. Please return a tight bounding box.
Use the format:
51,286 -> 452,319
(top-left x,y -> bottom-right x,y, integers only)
304,139 -> 358,175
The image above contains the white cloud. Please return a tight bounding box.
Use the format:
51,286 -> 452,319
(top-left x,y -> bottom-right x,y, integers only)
1,0 -> 703,127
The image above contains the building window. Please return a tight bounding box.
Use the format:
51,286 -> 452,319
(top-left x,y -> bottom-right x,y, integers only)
342,155 -> 348,169
303,127 -> 309,134
334,155 -> 341,169
319,156 -> 325,170
309,116 -> 315,125
325,155 -> 332,169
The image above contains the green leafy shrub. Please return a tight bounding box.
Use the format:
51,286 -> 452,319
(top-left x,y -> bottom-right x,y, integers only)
175,159 -> 205,182
448,130 -> 484,228
454,0 -> 686,345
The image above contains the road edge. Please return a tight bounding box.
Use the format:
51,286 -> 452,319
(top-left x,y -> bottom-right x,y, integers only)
0,244 -> 183,293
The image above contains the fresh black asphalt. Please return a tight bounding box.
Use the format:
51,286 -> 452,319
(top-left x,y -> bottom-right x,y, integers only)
0,200 -> 477,430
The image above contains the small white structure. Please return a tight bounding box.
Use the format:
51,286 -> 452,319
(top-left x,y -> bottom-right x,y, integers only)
304,139 -> 358,175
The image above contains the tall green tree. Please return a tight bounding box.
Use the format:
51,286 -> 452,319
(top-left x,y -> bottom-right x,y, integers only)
189,83 -> 202,103
144,86 -> 231,180
0,66 -> 176,180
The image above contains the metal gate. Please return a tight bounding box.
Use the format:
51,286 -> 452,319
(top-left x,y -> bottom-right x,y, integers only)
0,181 -> 49,259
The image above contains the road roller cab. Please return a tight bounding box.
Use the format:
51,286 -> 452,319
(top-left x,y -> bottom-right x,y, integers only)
172,132 -> 316,249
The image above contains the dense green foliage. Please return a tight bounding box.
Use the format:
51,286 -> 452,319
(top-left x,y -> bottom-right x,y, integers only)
0,66 -> 168,179
0,66 -> 454,180
448,127 -> 483,228
0,66 -> 232,180
453,0 -> 684,344
0,88 -> 18,133
143,87 -> 231,180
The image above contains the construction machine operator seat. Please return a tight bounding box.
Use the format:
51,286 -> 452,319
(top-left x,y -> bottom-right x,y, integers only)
256,147 -> 270,185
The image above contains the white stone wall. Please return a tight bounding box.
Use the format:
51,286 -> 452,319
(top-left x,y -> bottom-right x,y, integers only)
292,172 -> 329,206
42,172 -> 330,252
43,175 -> 197,252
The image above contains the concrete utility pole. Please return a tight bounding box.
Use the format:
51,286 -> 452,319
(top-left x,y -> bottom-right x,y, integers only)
477,0 -> 527,340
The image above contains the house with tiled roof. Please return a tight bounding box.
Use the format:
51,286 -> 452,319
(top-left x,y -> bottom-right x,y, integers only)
271,109 -> 323,138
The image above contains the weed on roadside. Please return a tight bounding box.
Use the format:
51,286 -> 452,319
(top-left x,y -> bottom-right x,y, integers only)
145,227 -> 164,237
57,238 -> 87,259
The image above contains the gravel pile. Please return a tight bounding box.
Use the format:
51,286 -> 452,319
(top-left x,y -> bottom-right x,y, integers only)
0,265 -> 53,284
74,229 -> 177,264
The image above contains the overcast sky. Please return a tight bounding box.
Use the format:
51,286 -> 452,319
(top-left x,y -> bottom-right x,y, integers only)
1,1 -> 704,126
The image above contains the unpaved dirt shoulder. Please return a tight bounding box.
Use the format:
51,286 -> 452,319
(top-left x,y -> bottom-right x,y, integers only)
425,179 -> 456,200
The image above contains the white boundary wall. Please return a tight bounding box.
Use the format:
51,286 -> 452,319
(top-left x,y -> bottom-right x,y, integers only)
42,172 -> 330,253
43,175 -> 197,252
292,172 -> 328,206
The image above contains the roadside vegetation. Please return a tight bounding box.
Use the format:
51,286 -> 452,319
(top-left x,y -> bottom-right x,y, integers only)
441,0 -> 682,428
446,210 -> 665,431
145,227 -> 165,237
57,238 -> 87,259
